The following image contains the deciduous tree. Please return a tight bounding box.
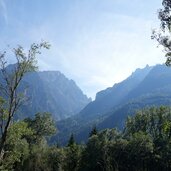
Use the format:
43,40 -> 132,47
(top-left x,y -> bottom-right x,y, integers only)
152,0 -> 171,65
0,41 -> 50,160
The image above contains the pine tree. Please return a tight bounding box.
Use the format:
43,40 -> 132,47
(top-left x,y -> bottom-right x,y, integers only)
89,125 -> 98,137
67,133 -> 75,147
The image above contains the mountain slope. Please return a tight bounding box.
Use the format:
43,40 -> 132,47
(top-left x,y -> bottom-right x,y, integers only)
97,64 -> 171,130
73,93 -> 171,144
78,65 -> 153,121
3,64 -> 91,120
124,64 -> 171,101
53,64 -> 171,145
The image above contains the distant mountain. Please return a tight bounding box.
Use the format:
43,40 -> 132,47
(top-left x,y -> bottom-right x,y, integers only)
125,64 -> 171,101
4,65 -> 91,120
97,64 -> 171,129
98,94 -> 171,130
52,64 -> 171,145
79,64 -> 153,119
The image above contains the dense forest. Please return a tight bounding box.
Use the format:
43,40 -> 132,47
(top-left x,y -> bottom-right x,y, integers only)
1,106 -> 171,171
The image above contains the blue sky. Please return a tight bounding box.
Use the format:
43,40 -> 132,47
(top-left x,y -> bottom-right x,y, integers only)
0,0 -> 164,99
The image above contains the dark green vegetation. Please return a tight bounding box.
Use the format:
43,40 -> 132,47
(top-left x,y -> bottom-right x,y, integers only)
53,64 -> 171,145
2,106 -> 171,171
152,0 -> 171,66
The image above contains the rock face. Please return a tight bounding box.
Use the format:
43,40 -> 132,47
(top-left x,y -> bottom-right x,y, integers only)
54,64 -> 171,145
6,67 -> 91,120
79,64 -> 153,119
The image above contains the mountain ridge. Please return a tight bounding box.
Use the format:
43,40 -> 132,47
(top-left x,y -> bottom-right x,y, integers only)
53,64 -> 171,145
4,64 -> 91,120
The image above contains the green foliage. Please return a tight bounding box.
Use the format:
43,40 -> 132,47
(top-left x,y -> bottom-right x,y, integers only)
47,147 -> 64,171
152,0 -> 171,65
25,112 -> 56,144
0,121 -> 33,170
0,112 -> 57,171
79,129 -> 118,171
79,135 -> 103,171
0,41 -> 50,162
67,133 -> 76,147
3,105 -> 171,170
127,131 -> 154,170
89,125 -> 98,137
63,144 -> 81,171
31,112 -> 56,137
124,106 -> 171,141
78,106 -> 171,171
22,143 -> 49,171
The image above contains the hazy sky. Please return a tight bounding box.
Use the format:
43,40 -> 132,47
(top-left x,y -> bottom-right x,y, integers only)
0,0 -> 165,99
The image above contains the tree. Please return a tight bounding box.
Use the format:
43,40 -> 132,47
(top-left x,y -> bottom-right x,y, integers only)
0,121 -> 33,170
25,112 -> 56,145
62,134 -> 80,171
127,131 -> 154,170
79,135 -> 102,171
47,146 -> 64,171
63,144 -> 81,171
152,0 -> 171,66
124,107 -> 171,170
79,130 -> 116,171
16,113 -> 56,171
89,125 -> 98,137
67,133 -> 76,147
0,41 -> 50,160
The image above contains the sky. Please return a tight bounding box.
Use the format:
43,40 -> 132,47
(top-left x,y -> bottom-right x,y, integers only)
0,0 -> 165,99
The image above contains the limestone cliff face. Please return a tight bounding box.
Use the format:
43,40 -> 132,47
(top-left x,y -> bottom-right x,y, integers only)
5,67 -> 91,120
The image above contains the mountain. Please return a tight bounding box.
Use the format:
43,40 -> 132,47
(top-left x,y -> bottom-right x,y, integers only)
22,71 -> 91,120
98,94 -> 171,130
52,64 -> 171,145
79,64 -> 153,120
125,64 -> 171,100
97,64 -> 171,129
4,65 -> 91,120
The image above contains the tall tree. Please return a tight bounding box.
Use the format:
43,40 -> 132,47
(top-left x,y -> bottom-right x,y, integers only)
67,133 -> 76,147
0,41 -> 50,160
62,134 -> 80,171
18,113 -> 56,171
89,125 -> 98,137
152,0 -> 171,65
25,112 -> 56,145
0,121 -> 33,170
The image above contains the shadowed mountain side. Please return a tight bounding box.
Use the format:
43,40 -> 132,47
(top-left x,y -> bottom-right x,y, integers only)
52,93 -> 171,145
78,65 -> 153,120
3,65 -> 91,120
52,64 -> 171,145
21,71 -> 91,120
124,64 -> 171,102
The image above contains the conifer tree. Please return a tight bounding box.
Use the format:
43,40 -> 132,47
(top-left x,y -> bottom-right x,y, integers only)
89,125 -> 98,137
